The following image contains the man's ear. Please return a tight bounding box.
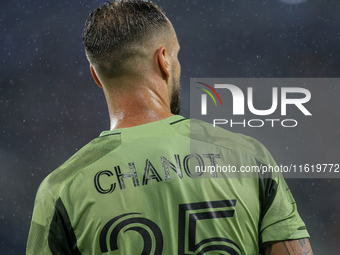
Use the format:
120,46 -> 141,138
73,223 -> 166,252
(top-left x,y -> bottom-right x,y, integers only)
90,66 -> 103,88
157,46 -> 170,80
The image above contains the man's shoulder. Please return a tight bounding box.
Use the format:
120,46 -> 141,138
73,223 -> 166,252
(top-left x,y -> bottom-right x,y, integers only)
30,134 -> 122,226
179,118 -> 273,163
38,134 -> 122,198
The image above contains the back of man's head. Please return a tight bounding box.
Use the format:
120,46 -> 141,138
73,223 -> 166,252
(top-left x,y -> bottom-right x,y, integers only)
83,0 -> 172,79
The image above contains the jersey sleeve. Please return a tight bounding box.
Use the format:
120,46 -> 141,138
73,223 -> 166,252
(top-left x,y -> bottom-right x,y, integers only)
26,179 -> 55,255
26,178 -> 81,255
257,153 -> 310,244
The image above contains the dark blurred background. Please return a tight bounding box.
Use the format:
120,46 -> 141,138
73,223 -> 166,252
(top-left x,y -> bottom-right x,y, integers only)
1,0 -> 339,254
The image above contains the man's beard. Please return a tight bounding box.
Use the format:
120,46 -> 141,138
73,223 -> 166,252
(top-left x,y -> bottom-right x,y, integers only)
170,74 -> 181,115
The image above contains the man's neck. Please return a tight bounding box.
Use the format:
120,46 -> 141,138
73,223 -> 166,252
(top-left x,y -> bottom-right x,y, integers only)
109,110 -> 173,130
104,80 -> 173,130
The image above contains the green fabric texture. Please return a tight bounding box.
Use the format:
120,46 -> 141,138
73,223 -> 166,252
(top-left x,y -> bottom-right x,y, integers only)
27,115 -> 309,255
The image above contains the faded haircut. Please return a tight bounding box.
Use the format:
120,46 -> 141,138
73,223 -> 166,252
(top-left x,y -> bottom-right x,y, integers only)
83,0 -> 171,77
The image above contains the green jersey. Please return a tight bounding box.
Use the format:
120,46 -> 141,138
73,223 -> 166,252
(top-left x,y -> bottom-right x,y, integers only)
27,115 -> 309,255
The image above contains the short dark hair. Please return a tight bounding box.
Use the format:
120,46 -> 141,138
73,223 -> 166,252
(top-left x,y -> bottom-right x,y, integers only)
83,0 -> 171,76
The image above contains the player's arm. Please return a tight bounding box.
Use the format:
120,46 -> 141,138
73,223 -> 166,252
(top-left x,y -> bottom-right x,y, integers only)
261,238 -> 314,255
